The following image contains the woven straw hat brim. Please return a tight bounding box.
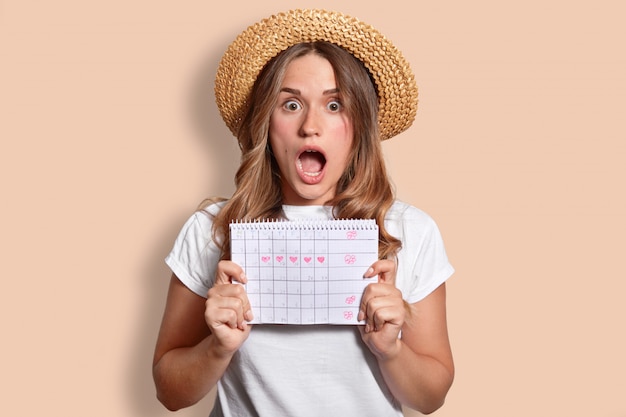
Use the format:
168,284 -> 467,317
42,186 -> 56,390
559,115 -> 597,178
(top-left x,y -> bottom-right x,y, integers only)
214,9 -> 418,141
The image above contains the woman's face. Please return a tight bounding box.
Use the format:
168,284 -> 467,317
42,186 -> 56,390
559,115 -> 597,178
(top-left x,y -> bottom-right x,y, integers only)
269,53 -> 354,206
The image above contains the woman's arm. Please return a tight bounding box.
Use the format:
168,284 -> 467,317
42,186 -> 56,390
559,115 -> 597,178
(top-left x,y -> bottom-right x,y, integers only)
359,262 -> 454,414
153,264 -> 252,411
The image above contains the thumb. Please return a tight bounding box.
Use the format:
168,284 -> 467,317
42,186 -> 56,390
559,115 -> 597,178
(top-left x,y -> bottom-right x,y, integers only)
364,258 -> 397,285
215,260 -> 247,285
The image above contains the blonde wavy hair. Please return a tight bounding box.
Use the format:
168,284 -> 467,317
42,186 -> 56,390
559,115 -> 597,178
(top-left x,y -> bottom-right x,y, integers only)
202,41 -> 401,260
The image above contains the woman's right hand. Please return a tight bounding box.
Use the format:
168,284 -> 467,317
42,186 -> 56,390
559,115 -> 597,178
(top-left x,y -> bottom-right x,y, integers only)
205,260 -> 254,355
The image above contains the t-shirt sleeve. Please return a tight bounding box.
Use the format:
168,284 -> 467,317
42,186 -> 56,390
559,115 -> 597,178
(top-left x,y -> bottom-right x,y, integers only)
390,204 -> 455,304
407,214 -> 455,303
165,211 -> 222,298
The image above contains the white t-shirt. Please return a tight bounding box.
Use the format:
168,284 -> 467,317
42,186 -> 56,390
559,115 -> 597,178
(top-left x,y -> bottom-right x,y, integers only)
165,200 -> 454,417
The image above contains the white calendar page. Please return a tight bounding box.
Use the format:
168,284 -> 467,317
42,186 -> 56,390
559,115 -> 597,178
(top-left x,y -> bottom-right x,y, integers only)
230,219 -> 379,325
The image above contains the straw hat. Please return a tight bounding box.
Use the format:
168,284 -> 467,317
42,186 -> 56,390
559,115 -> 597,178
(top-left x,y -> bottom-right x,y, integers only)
214,9 -> 418,141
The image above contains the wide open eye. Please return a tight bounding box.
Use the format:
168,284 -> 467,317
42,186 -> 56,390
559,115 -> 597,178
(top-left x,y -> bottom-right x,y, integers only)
283,100 -> 302,111
327,100 -> 342,112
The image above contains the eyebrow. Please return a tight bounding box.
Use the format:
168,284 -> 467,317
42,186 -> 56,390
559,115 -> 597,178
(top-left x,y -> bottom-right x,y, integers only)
280,87 -> 340,95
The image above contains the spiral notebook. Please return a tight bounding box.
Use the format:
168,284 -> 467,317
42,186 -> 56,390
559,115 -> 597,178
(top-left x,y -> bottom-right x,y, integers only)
230,219 -> 378,325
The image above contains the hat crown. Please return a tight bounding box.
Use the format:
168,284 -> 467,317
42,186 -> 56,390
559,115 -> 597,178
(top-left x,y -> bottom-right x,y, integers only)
214,9 -> 418,141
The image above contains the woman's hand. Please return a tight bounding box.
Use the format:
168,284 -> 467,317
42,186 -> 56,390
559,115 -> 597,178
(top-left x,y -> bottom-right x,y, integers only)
205,260 -> 254,356
358,258 -> 405,359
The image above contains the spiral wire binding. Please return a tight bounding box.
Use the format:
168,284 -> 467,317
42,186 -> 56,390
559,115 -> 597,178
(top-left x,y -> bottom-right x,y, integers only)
229,218 -> 378,231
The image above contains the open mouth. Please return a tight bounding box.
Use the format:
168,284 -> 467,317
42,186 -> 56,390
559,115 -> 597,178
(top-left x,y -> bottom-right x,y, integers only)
297,150 -> 326,177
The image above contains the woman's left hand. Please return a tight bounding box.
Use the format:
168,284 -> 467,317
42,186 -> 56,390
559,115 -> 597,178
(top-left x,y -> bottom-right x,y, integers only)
358,258 -> 405,360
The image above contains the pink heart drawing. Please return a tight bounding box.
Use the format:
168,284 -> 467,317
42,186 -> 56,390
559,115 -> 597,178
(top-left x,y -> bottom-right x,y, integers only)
344,254 -> 357,265
289,256 -> 298,264
317,256 -> 325,264
346,230 -> 357,240
304,257 -> 312,263
343,311 -> 354,320
275,255 -> 284,263
261,256 -> 270,263
345,295 -> 356,305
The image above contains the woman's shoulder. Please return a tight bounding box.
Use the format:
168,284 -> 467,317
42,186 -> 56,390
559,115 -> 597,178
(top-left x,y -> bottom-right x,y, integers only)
177,199 -> 228,235
384,200 -> 445,242
387,200 -> 435,224
196,199 -> 228,216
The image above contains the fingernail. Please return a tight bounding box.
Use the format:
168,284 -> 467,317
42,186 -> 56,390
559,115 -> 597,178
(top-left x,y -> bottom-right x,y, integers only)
363,267 -> 374,278
245,310 -> 253,321
358,310 -> 364,321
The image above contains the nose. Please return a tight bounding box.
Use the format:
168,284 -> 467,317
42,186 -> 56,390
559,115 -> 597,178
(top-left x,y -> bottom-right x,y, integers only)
299,108 -> 321,137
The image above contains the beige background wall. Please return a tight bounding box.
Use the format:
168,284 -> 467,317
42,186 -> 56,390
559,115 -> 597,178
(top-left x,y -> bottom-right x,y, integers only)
1,0 -> 624,416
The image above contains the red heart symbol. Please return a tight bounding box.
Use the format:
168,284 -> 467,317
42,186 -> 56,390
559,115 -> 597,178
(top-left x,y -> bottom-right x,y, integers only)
317,256 -> 325,264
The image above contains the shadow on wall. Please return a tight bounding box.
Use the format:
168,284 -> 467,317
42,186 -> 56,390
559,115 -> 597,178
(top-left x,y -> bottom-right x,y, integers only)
124,40 -> 239,417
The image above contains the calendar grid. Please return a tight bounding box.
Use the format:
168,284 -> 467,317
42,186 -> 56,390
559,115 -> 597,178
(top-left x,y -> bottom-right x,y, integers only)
230,219 -> 378,325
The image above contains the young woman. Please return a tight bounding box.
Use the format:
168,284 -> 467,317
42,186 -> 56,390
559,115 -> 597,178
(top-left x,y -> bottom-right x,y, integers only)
153,9 -> 455,416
